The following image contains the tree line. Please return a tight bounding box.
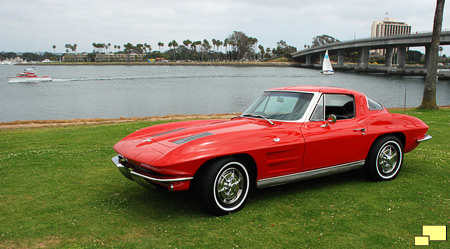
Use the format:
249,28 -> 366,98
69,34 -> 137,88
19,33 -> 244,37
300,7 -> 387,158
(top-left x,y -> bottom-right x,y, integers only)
61,31 -> 297,62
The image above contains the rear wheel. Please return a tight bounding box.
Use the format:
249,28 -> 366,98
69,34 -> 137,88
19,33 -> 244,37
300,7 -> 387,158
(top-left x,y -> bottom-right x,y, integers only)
197,157 -> 251,215
365,136 -> 403,181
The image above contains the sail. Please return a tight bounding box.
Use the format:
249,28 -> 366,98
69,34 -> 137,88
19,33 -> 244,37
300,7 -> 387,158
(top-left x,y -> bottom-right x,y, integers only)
321,50 -> 334,75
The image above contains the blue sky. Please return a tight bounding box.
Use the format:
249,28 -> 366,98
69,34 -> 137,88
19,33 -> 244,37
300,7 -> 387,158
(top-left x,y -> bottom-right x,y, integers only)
1,0 -> 448,53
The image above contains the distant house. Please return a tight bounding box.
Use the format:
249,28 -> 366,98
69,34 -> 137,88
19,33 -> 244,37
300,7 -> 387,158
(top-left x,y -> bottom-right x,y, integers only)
95,53 -> 144,62
62,53 -> 88,62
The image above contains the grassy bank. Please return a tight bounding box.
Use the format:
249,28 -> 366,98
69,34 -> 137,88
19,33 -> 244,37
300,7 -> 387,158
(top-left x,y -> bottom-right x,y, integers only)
0,109 -> 449,248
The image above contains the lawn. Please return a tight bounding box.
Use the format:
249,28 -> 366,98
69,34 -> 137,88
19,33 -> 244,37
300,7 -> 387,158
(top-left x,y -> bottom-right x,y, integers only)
0,109 -> 449,248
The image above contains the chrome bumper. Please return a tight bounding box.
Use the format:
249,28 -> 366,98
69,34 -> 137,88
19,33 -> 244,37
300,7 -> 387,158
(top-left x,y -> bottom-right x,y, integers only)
111,155 -> 193,190
417,134 -> 432,143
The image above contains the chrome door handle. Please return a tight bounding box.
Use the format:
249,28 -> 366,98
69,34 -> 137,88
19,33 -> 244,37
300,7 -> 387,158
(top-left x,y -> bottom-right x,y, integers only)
354,128 -> 366,135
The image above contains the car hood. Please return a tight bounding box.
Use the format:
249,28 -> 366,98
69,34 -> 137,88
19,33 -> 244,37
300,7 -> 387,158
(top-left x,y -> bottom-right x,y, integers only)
113,118 -> 288,166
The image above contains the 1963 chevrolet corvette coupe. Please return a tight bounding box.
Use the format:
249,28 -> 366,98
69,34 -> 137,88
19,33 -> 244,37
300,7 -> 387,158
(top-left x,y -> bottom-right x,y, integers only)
112,86 -> 431,215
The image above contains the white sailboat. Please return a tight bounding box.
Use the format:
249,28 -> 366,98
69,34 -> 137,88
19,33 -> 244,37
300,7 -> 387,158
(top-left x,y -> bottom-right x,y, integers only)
321,50 -> 334,75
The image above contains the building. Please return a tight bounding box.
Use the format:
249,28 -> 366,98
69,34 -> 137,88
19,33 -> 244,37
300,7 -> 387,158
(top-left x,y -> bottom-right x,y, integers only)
371,18 -> 411,55
62,53 -> 88,62
95,53 -> 144,62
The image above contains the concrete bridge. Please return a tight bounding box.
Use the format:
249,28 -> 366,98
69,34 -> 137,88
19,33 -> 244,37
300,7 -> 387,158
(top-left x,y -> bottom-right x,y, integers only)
291,31 -> 450,75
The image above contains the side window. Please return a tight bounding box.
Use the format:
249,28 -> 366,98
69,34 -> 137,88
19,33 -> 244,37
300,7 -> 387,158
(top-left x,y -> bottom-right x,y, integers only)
310,95 -> 325,121
325,94 -> 355,120
367,96 -> 384,110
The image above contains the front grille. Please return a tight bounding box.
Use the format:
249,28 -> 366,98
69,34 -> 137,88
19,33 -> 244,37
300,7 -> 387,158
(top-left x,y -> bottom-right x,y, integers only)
120,156 -> 165,177
133,164 -> 164,177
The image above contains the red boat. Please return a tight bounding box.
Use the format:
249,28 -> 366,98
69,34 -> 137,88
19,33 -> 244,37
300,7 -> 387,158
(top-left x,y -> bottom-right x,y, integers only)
8,68 -> 52,83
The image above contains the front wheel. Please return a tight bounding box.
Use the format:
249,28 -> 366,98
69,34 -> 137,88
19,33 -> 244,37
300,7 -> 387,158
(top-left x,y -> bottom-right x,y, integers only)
365,136 -> 403,181
197,157 -> 251,215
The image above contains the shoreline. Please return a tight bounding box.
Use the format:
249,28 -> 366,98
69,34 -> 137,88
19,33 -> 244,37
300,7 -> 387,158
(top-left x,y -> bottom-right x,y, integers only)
32,61 -> 299,67
1,106 -> 449,129
0,113 -> 238,129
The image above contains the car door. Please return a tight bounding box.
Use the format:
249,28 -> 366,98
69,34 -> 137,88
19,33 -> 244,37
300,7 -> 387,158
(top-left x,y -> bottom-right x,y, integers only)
300,93 -> 367,171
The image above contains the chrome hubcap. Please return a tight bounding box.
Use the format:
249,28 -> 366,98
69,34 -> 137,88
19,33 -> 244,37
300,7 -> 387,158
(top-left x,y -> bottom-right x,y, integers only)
216,167 -> 244,204
377,144 -> 398,174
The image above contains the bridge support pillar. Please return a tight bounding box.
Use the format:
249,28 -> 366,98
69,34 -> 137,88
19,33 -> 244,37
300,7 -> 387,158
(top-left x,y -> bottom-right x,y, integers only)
358,47 -> 369,69
338,50 -> 344,66
385,47 -> 394,67
305,55 -> 311,66
320,52 -> 325,66
397,45 -> 407,68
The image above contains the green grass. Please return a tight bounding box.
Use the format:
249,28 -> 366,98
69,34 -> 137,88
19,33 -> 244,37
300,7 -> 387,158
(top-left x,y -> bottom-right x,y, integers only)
1,109 -> 449,248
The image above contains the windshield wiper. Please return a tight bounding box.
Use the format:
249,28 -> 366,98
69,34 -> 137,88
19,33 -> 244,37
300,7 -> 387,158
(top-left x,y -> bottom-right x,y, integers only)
242,114 -> 274,125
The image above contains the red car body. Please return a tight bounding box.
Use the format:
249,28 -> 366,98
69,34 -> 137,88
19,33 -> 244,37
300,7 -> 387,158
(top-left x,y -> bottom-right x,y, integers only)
112,86 -> 430,215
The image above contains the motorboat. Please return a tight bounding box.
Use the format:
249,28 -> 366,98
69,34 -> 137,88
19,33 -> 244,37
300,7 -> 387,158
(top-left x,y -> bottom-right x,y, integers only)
8,68 -> 52,83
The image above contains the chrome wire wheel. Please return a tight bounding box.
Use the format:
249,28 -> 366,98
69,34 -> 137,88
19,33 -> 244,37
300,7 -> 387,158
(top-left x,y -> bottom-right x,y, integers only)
368,137 -> 403,180
377,144 -> 399,175
196,158 -> 251,215
215,166 -> 244,205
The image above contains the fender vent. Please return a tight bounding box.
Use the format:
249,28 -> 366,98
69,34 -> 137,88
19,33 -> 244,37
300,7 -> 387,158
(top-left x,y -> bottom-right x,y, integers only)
172,132 -> 213,144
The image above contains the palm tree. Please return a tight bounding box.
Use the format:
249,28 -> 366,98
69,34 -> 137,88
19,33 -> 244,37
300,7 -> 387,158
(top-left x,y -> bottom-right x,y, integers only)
259,45 -> 265,60
52,45 -> 56,54
191,42 -> 200,60
228,40 -> 236,61
158,42 -> 164,53
211,39 -> 222,61
194,41 -> 201,53
247,37 -> 258,61
168,41 -> 173,60
202,39 -> 211,61
171,40 -> 178,61
183,39 -> 192,61
224,39 -> 229,61
146,43 -> 151,53
124,43 -> 134,62
212,39 -> 217,61
266,47 -> 271,59
419,0 -> 445,109
216,40 -> 223,61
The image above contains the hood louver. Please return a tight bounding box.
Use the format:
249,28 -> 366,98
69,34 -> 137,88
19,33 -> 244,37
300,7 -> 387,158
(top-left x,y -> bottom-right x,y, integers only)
152,128 -> 186,137
172,132 -> 213,145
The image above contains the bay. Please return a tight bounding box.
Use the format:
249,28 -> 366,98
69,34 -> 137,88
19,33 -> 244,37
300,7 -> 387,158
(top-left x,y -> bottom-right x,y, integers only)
1,65 -> 449,122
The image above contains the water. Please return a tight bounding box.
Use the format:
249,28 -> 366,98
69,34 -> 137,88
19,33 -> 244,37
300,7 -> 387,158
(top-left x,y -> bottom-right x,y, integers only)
1,65 -> 449,122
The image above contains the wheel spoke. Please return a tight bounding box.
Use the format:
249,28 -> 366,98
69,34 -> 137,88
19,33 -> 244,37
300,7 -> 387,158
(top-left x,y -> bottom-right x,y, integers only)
216,166 -> 245,204
377,144 -> 400,175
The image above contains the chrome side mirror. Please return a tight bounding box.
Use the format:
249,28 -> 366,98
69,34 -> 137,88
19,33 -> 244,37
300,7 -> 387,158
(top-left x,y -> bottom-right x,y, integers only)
320,114 -> 337,127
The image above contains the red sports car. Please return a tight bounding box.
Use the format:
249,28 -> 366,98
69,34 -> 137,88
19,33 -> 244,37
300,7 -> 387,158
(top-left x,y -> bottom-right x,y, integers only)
112,86 -> 431,215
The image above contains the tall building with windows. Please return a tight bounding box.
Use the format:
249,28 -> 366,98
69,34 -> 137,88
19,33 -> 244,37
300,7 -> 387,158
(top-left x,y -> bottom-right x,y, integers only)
371,18 -> 411,55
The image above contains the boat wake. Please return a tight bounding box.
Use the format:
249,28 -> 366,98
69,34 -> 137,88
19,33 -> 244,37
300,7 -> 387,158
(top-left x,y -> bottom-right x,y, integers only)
51,76 -> 148,82
38,72 -> 309,83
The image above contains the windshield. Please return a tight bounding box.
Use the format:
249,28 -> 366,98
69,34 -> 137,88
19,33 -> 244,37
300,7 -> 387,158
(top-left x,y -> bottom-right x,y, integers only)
242,91 -> 314,121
